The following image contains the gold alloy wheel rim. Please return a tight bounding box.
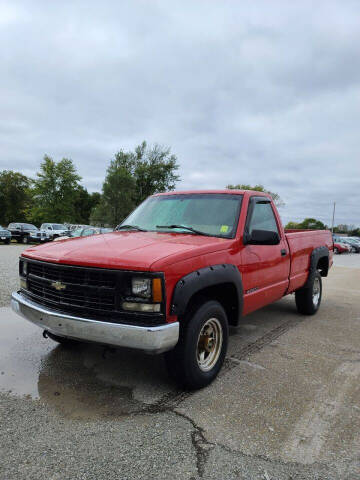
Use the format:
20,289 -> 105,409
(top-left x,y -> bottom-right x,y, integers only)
313,276 -> 321,307
196,317 -> 223,372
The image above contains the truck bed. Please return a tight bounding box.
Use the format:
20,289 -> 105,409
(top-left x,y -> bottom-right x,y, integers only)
285,229 -> 333,293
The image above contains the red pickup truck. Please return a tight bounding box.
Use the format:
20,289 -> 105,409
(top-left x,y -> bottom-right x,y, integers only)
12,190 -> 333,389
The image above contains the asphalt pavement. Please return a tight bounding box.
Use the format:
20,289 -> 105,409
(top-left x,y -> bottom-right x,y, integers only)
0,244 -> 359,479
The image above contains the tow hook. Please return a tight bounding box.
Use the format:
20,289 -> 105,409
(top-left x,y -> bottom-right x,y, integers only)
43,330 -> 49,339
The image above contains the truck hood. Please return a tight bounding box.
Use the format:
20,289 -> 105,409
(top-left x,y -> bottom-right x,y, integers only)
22,231 -> 231,270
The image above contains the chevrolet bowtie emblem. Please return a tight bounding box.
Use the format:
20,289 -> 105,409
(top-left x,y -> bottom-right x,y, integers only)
51,281 -> 66,291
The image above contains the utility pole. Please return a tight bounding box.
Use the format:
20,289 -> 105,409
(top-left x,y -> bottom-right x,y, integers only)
331,202 -> 336,233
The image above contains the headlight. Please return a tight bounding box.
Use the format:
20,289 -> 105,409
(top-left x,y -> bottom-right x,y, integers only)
131,277 -> 151,298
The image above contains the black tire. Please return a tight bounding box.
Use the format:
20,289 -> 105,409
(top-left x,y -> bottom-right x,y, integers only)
46,331 -> 80,348
164,300 -> 228,390
22,235 -> 29,244
334,247 -> 338,254
5,239 -> 10,245
295,271 -> 322,315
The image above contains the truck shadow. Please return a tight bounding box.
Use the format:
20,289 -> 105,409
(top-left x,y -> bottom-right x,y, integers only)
37,343 -> 177,419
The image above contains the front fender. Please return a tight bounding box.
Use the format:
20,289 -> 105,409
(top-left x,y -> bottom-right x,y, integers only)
170,263 -> 243,320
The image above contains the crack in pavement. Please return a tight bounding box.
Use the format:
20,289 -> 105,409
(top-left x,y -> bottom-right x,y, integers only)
127,318 -> 307,478
172,410 -> 215,478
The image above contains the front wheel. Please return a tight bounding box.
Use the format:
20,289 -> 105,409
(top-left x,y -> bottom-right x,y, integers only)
22,236 -> 29,244
164,300 -> 228,390
295,271 -> 322,315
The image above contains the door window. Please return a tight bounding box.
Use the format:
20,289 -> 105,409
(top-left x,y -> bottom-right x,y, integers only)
248,201 -> 279,235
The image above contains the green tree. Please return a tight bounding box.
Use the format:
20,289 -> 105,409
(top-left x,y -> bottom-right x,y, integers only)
349,227 -> 360,237
132,142 -> 180,204
30,155 -> 82,224
0,170 -> 32,225
333,224 -> 360,235
226,184 -> 284,207
285,218 -> 327,230
300,218 -> 327,229
73,187 -> 101,224
92,142 -> 180,226
285,221 -> 300,229
91,156 -> 136,226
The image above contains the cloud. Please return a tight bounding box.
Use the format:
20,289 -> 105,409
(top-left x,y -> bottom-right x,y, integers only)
0,0 -> 359,226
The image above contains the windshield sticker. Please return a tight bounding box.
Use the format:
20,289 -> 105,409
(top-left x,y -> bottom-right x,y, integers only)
220,225 -> 229,233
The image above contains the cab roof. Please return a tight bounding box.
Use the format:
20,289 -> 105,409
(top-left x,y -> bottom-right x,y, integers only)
153,189 -> 271,198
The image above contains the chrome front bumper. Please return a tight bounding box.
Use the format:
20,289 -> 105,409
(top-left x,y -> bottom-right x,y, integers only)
11,292 -> 179,353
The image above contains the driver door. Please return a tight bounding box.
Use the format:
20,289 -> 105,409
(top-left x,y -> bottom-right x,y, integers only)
240,197 -> 290,315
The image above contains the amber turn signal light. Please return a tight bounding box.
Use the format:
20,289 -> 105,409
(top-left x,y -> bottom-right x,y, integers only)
152,278 -> 162,303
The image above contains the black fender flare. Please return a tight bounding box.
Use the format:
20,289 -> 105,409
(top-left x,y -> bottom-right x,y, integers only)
303,246 -> 329,288
170,264 -> 243,323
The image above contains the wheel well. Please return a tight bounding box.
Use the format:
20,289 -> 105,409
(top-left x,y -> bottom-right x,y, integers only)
317,256 -> 329,277
184,283 -> 239,326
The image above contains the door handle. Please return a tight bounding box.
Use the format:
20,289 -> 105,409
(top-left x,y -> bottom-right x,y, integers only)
280,249 -> 287,256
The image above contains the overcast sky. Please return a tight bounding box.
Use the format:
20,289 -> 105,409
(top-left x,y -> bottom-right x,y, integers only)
1,1 -> 359,226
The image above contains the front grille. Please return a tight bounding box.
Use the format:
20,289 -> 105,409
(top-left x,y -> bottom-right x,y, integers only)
28,276 -> 115,311
28,261 -> 117,288
22,259 -> 165,326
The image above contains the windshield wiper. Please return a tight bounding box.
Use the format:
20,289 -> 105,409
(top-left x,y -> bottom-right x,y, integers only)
117,224 -> 147,232
156,224 -> 211,236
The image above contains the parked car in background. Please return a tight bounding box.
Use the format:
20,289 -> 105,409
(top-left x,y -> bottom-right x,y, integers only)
333,241 -> 351,254
67,224 -> 90,231
53,226 -> 113,241
338,237 -> 360,253
40,223 -> 70,240
7,223 -> 48,244
0,225 -> 11,244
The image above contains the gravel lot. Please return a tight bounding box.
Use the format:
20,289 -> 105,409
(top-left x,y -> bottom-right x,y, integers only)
0,244 -> 26,308
1,244 -> 359,479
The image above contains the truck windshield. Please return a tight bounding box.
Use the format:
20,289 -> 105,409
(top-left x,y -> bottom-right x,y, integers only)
121,194 -> 243,238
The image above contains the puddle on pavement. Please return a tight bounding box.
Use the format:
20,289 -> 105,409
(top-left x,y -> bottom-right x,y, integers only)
0,307 -> 176,419
0,297 -> 297,420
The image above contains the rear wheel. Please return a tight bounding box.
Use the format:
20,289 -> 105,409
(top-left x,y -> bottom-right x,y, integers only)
5,239 -> 10,245
22,236 -> 29,244
164,300 -> 228,389
295,271 -> 322,315
334,247 -> 338,254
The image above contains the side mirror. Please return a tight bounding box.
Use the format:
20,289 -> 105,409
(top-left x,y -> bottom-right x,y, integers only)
245,229 -> 280,245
